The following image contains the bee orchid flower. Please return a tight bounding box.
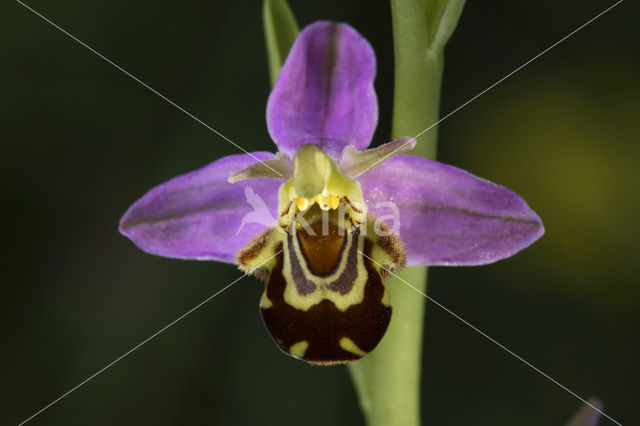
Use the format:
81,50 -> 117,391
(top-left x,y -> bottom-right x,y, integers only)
119,21 -> 544,365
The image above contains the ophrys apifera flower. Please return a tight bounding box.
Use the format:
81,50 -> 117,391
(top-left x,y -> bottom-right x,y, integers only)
120,21 -> 543,365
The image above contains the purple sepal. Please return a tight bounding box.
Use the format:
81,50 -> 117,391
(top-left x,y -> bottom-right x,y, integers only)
267,21 -> 378,159
119,153 -> 283,263
359,154 -> 544,266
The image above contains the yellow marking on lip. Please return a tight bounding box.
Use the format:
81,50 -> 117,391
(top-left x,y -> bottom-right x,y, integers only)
260,291 -> 273,309
282,227 -> 368,312
381,289 -> 391,307
339,337 -> 367,357
289,341 -> 309,358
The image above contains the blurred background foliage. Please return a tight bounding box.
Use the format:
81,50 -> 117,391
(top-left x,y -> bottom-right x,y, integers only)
2,0 -> 637,425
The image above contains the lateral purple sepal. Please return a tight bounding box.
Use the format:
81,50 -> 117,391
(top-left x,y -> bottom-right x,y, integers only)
359,154 -> 544,266
119,153 -> 283,263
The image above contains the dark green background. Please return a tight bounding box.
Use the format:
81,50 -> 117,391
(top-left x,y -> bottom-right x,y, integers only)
2,1 -> 637,425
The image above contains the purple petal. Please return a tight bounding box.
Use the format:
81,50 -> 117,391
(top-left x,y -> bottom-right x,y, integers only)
120,153 -> 283,263
267,21 -> 378,159
565,399 -> 602,426
359,154 -> 544,266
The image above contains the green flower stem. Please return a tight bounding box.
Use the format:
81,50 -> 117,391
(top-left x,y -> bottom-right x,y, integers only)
348,1 -> 465,426
391,0 -> 442,157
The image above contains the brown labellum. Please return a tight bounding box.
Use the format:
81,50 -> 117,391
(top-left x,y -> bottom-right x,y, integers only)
237,209 -> 405,365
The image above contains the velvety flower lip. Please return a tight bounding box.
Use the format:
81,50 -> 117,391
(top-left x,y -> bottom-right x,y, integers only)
359,154 -> 544,266
267,21 -> 378,160
119,152 -> 283,263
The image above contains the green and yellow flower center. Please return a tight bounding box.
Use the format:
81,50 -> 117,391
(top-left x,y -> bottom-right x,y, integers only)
278,144 -> 366,230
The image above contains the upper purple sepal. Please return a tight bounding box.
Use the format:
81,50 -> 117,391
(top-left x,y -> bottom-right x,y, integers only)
359,154 -> 544,266
119,153 -> 283,263
267,21 -> 378,160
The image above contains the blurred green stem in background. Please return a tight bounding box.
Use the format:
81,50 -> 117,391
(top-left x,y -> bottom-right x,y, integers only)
263,0 -> 299,86
263,1 -> 465,425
